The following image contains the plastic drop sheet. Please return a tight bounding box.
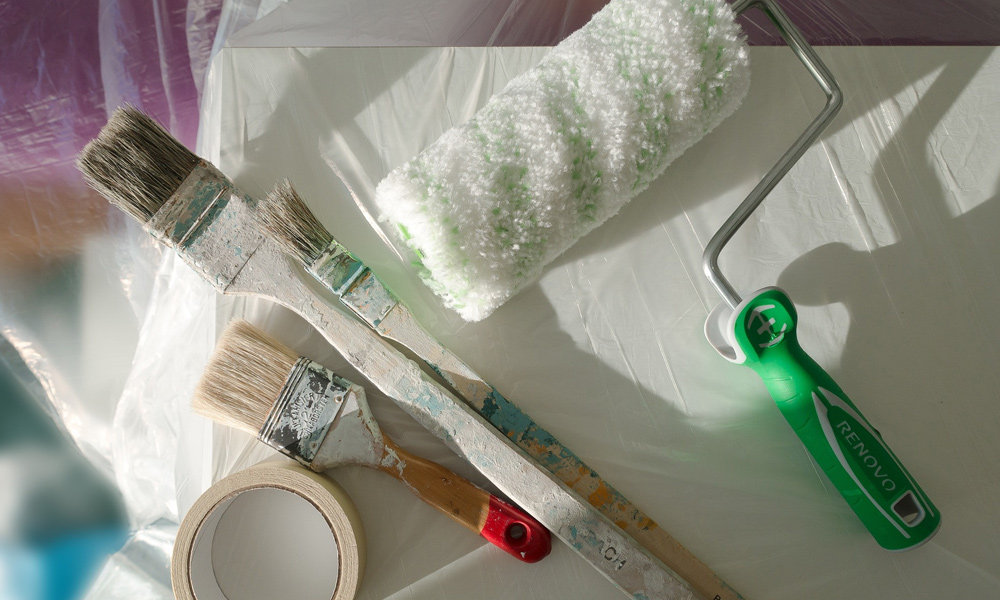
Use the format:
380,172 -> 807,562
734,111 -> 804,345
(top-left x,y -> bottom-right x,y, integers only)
2,1 -> 999,599
193,39 -> 1000,600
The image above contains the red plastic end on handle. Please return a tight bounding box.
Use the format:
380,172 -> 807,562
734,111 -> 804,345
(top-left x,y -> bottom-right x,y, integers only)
481,496 -> 551,563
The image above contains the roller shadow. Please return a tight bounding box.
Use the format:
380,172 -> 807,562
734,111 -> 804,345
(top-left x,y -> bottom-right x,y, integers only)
546,46 -> 979,274
774,48 -> 998,517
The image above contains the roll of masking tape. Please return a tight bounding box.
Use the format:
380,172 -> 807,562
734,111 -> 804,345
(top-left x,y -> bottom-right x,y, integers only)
172,460 -> 365,600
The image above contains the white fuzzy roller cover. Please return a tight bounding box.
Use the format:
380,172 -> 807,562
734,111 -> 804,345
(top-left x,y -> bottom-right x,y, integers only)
375,0 -> 750,321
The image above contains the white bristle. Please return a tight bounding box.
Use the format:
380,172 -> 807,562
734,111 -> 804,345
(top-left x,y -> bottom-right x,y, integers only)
76,105 -> 201,223
375,0 -> 750,321
192,320 -> 299,434
258,179 -> 334,265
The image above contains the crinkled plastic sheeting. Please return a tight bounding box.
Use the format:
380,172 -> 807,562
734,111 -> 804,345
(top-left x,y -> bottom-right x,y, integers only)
2,0 -> 1000,599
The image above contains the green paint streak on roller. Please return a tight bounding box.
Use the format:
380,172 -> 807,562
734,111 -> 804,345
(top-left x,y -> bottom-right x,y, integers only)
544,61 -> 600,224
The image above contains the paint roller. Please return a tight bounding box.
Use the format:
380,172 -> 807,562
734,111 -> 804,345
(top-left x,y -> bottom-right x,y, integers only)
374,0 -> 940,550
375,0 -> 751,322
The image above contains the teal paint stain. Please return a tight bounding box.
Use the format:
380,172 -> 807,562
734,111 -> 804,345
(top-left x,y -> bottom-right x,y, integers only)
422,375 -> 656,532
404,385 -> 446,420
583,533 -> 605,552
480,388 -> 535,441
565,526 -> 585,551
340,270 -> 396,328
175,181 -> 229,248
480,388 -> 640,515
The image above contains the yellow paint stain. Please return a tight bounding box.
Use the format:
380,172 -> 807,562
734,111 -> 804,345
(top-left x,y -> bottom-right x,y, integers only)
588,482 -> 616,512
511,432 -> 662,533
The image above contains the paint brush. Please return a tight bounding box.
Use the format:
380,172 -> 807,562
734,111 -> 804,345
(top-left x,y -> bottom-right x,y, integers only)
193,319 -> 551,563
258,179 -> 743,600
77,105 -> 695,599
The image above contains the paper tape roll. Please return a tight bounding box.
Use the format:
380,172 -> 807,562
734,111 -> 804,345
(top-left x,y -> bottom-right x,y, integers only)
172,460 -> 366,600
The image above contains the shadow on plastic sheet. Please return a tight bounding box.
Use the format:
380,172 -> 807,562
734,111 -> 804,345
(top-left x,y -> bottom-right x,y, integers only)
221,47 -> 798,597
529,47 -> 998,586
222,47 -> 425,256
539,46 -> 996,456
775,48 -> 999,521
779,50 -> 996,391
546,47 -> 994,272
779,48 -> 997,363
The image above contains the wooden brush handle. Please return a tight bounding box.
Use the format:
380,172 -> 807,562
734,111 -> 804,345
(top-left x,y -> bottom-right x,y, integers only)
380,438 -> 550,563
379,306 -> 744,599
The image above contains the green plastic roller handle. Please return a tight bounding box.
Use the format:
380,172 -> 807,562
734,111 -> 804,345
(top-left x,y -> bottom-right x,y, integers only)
709,287 -> 940,551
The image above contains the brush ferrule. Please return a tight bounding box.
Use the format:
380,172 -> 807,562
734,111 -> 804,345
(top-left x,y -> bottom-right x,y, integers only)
258,358 -> 350,467
311,242 -> 400,328
145,162 -> 266,291
310,241 -> 365,295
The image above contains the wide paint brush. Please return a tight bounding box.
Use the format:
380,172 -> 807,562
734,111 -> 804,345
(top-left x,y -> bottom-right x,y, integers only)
192,320 -> 550,562
258,178 -> 744,600
77,105 -> 695,598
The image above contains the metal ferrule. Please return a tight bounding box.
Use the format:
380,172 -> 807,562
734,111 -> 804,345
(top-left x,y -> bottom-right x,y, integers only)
144,161 -> 267,291
311,242 -> 399,329
310,241 -> 366,295
258,358 -> 350,468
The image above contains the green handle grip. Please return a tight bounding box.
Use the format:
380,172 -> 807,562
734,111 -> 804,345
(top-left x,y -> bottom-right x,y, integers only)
715,287 -> 939,551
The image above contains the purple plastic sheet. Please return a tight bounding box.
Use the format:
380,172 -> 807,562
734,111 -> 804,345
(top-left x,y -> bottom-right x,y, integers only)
741,0 -> 1000,46
0,0 -> 221,430
0,4 -> 220,594
1,0 -> 220,270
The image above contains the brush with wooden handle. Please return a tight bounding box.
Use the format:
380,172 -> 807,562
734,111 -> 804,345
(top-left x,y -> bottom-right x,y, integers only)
193,319 -> 551,563
258,178 -> 742,600
78,105 -> 699,599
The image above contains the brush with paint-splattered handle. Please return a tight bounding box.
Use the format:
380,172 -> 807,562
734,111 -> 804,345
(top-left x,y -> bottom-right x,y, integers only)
78,105 -> 698,598
260,179 -> 744,600
193,320 -> 550,562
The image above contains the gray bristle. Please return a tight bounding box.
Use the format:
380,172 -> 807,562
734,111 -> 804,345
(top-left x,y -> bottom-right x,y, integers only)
192,320 -> 299,435
76,105 -> 201,223
258,179 -> 333,265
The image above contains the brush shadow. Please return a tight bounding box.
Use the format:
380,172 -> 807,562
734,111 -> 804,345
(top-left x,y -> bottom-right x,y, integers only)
216,46 -> 424,211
